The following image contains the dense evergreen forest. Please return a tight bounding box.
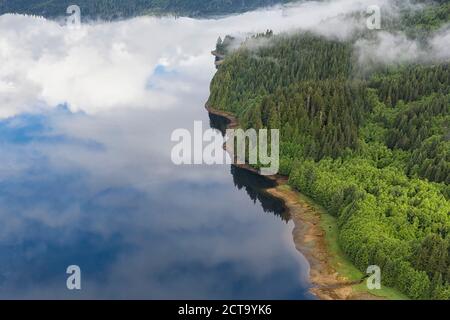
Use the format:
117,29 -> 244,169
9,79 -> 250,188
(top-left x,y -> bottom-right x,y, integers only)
0,0 -> 293,19
0,0 -> 443,20
208,2 -> 450,299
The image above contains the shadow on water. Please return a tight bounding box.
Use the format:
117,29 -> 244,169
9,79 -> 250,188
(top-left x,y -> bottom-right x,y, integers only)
209,111 -> 290,223
208,111 -> 230,136
231,166 -> 290,222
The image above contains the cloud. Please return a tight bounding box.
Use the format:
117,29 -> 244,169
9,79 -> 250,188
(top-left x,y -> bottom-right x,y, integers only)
355,23 -> 450,67
355,31 -> 423,65
232,1 -> 450,69
429,24 -> 450,61
0,107 -> 311,299
0,0 -> 436,119
0,14 -> 215,117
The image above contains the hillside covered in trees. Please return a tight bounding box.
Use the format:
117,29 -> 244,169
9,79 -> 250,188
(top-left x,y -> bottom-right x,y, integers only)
0,0 -> 294,19
0,0 -> 442,20
208,2 -> 450,299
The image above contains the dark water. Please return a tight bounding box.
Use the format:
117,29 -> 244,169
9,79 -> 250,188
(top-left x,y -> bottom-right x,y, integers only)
0,103 -> 313,299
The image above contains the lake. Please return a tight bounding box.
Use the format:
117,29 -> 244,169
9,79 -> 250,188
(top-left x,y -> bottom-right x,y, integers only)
0,7 -> 315,300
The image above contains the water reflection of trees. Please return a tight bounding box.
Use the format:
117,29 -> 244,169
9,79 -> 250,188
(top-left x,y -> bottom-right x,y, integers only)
209,111 -> 290,222
208,112 -> 229,136
230,166 -> 290,223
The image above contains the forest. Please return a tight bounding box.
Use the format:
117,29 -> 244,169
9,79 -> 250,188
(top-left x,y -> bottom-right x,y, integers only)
0,0 -> 294,19
0,0 -> 444,20
207,2 -> 450,299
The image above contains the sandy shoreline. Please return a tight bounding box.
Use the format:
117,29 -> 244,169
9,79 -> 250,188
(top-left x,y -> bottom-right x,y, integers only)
206,106 -> 379,300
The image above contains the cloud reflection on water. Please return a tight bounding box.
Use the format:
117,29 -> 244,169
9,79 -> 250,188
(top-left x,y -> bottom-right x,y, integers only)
0,103 -> 313,299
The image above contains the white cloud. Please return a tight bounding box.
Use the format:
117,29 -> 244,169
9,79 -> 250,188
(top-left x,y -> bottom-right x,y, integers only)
356,31 -> 422,65
430,24 -> 450,61
0,0 -> 447,118
356,23 -> 450,67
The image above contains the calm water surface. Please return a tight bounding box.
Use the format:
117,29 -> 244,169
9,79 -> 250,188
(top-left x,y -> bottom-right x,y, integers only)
0,10 -> 314,299
0,103 -> 314,299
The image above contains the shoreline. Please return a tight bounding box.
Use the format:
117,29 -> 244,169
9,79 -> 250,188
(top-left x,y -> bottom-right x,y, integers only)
206,106 -> 383,300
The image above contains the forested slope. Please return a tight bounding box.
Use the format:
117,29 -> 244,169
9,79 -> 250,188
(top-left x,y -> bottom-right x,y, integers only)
0,0 -> 294,19
207,3 -> 450,299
